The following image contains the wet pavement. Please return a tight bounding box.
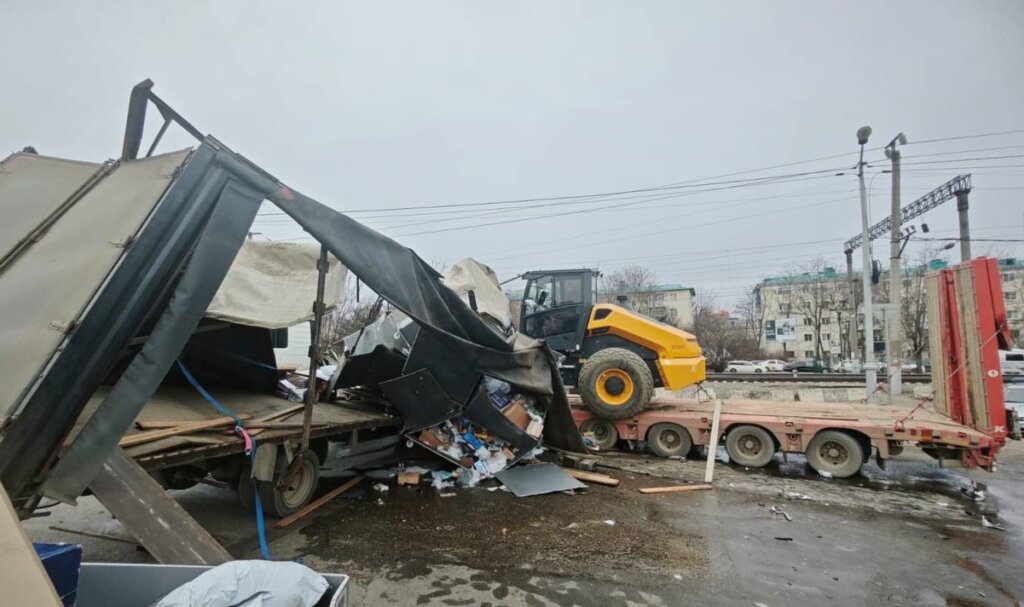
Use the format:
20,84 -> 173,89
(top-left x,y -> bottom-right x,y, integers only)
25,441 -> 1024,606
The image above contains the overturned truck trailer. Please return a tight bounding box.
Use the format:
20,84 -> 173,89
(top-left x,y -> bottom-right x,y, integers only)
0,79 -> 585,518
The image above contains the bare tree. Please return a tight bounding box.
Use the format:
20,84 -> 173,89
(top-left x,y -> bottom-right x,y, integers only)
781,258 -> 846,363
735,283 -> 771,346
319,276 -> 383,351
605,264 -> 659,317
878,248 -> 948,371
692,290 -> 759,371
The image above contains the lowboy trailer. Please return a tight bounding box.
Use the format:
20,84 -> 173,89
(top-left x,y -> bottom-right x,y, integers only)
573,258 -> 1017,478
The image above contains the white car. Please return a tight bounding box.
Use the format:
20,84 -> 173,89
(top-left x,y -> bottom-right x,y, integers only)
725,360 -> 768,373
759,359 -> 786,372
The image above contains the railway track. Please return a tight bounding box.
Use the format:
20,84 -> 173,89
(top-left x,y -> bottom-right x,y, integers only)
705,372 -> 931,384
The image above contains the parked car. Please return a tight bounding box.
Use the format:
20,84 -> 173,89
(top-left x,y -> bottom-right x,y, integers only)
725,360 -> 768,373
1001,348 -> 1024,377
782,359 -> 830,373
759,359 -> 787,372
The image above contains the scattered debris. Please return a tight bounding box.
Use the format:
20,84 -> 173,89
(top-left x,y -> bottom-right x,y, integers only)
773,537 -> 794,542
768,505 -> 792,522
817,470 -> 833,479
494,463 -> 586,497
397,472 -> 420,486
981,516 -> 1005,531
562,468 -> 620,487
784,492 -> 814,501
276,476 -> 364,529
603,520 -> 616,526
372,483 -> 389,493
639,484 -> 713,495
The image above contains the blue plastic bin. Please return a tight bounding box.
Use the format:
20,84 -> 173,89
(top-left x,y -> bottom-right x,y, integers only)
33,542 -> 83,607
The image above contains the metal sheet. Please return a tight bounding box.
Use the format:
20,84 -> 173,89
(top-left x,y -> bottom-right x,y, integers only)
0,153 -> 101,257
0,150 -> 190,417
494,462 -> 586,497
379,368 -> 462,431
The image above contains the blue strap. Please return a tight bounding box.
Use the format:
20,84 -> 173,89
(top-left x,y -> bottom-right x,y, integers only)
176,359 -> 272,560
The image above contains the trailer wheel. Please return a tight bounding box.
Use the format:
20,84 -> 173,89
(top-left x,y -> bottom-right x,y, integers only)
237,463 -> 256,512
578,348 -> 655,420
260,451 -> 321,517
806,430 -> 864,479
725,425 -> 775,468
648,423 -> 693,458
580,419 -> 619,451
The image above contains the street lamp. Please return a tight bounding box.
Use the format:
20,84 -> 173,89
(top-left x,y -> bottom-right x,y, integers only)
885,133 -> 907,399
856,126 -> 878,401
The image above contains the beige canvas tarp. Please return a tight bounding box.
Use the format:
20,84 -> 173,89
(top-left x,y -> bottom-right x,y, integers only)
442,258 -> 511,330
205,240 -> 347,329
0,150 -> 192,418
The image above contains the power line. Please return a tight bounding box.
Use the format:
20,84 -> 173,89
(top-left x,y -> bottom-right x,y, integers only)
902,128 -> 1024,147
388,173 -> 844,238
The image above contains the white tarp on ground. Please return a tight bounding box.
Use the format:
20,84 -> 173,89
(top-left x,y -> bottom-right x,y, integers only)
205,240 -> 347,329
442,258 -> 511,330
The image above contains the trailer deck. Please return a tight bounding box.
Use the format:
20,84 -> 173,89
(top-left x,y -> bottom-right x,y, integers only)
571,394 -> 1004,477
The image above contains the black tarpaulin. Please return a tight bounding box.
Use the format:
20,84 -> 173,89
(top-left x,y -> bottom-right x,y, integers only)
267,186 -> 586,453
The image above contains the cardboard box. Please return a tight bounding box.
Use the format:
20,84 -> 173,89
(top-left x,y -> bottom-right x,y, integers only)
526,420 -> 544,438
418,429 -> 446,450
397,472 -> 420,486
501,402 -> 530,431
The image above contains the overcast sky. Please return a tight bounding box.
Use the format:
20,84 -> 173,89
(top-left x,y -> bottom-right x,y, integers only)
3,1 -> 1023,307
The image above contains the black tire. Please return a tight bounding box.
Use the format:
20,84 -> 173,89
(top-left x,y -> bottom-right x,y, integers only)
259,450 -> 321,518
580,418 -> 619,451
154,466 -> 201,491
237,463 -> 256,512
725,425 -> 776,468
729,368 -> 738,373
578,348 -> 655,420
806,430 -> 864,479
754,368 -> 763,374
647,423 -> 693,458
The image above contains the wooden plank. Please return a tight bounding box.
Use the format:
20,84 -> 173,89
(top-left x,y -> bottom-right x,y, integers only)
562,468 -> 620,487
275,475 -> 364,529
119,414 -> 251,447
89,448 -> 231,565
639,484 -> 713,494
135,415 -> 238,430
0,483 -> 62,606
704,399 -> 723,484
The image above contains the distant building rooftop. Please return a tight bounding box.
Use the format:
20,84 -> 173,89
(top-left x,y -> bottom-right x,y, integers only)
598,283 -> 695,295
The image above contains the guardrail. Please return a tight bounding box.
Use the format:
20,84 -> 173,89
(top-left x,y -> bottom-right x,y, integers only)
706,372 -> 931,384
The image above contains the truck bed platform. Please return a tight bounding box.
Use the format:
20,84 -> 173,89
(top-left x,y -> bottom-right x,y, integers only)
69,387 -> 399,470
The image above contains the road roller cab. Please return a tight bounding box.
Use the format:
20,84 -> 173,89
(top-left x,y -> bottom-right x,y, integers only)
519,269 -> 706,419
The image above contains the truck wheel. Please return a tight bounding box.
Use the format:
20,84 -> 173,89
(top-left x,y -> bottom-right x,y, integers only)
578,348 -> 654,420
237,463 -> 256,512
806,430 -> 864,479
648,423 -> 693,458
725,425 -> 775,468
259,451 -> 321,517
580,419 -> 619,451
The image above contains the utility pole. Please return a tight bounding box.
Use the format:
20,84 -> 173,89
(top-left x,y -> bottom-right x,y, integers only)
885,133 -> 907,398
856,126 -> 878,401
845,248 -> 857,364
956,189 -> 972,262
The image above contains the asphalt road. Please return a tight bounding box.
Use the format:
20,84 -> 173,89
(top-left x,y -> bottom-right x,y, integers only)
25,442 -> 1024,606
